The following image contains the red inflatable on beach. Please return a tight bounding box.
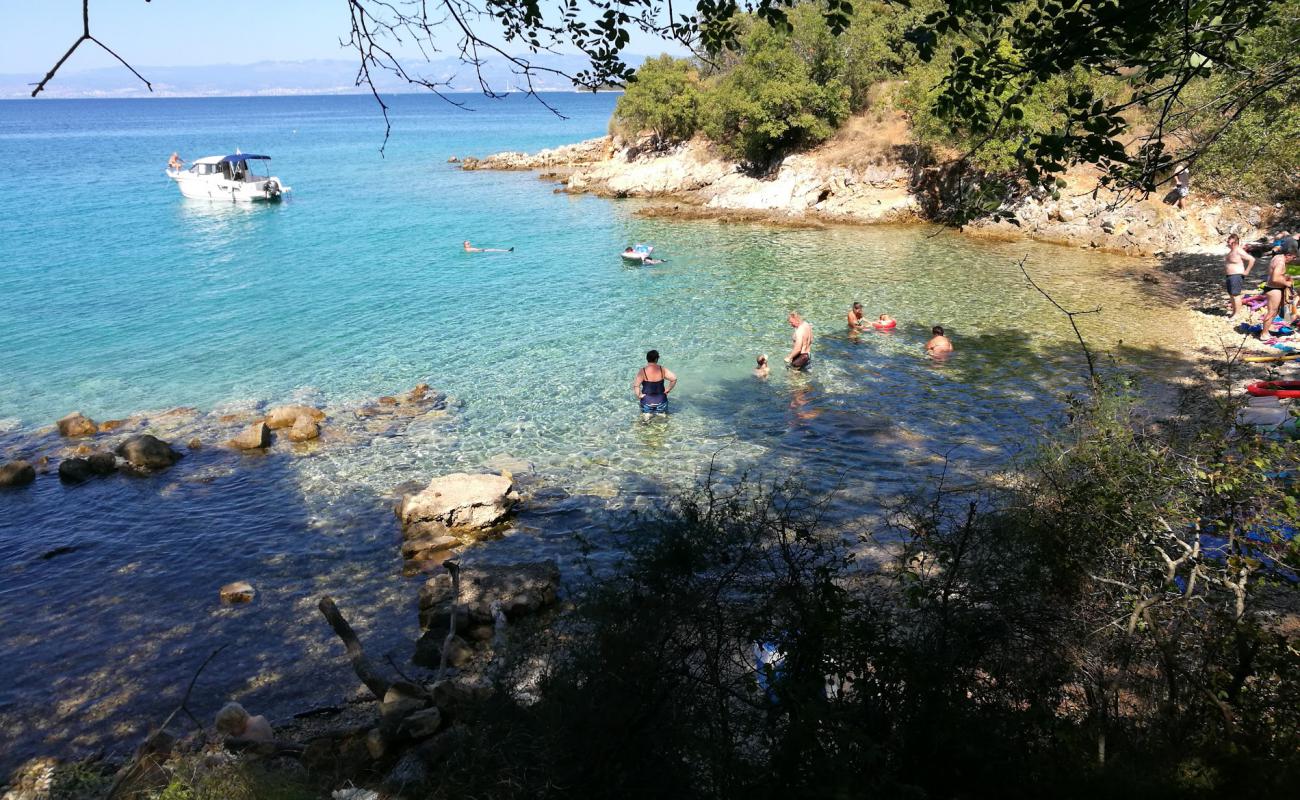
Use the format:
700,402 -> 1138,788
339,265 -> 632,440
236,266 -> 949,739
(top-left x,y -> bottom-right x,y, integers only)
1246,381 -> 1300,399
872,319 -> 897,330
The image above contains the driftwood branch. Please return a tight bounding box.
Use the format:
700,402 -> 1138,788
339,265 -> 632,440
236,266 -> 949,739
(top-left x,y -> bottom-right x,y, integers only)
31,0 -> 151,98
318,595 -> 391,701
1018,256 -> 1103,384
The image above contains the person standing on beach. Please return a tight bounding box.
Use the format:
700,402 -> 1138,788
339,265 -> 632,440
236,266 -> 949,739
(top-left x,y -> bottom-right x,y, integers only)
1224,234 -> 1256,319
785,313 -> 813,369
1174,165 -> 1191,210
1261,254 -> 1294,335
633,349 -> 676,420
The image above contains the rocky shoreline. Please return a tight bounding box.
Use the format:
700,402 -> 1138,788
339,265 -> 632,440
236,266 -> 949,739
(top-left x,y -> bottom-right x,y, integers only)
461,133 -> 1283,258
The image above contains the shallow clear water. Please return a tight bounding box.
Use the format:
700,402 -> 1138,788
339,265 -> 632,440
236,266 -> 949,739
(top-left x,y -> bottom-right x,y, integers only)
0,94 -> 1190,769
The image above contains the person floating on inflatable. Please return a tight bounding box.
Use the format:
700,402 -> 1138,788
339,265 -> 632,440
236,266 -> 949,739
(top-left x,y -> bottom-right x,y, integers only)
872,314 -> 897,330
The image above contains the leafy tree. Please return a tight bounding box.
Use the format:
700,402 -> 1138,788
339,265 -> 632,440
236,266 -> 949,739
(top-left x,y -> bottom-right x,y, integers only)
612,55 -> 704,142
702,21 -> 851,164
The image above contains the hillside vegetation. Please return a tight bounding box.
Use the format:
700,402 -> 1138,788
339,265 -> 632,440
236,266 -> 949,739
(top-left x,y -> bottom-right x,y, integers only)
613,0 -> 1299,206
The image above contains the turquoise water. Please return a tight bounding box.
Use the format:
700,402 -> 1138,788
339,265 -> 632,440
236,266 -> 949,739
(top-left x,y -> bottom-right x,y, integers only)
0,94 -> 1191,770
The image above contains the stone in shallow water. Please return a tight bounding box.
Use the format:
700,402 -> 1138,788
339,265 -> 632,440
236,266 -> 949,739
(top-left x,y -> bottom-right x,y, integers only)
265,404 -> 325,430
219,581 -> 255,604
284,416 -> 321,442
0,460 -> 35,487
227,421 -> 272,450
57,412 -> 97,438
116,434 -> 180,470
86,451 -> 117,475
399,472 -> 519,532
58,457 -> 95,483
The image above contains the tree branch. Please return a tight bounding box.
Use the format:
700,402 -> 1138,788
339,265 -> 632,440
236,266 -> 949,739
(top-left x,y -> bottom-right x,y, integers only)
31,0 -> 150,98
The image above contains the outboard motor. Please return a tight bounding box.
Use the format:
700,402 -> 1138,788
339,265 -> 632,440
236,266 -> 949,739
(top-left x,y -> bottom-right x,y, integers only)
264,178 -> 282,197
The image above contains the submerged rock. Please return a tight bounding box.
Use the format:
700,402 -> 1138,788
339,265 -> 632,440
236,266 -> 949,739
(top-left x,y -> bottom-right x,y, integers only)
284,416 -> 320,442
0,460 -> 36,487
87,451 -> 118,475
227,421 -> 272,450
219,581 -> 256,604
116,434 -> 180,470
57,412 -> 97,438
399,473 -> 519,532
265,404 -> 325,430
58,458 -> 95,483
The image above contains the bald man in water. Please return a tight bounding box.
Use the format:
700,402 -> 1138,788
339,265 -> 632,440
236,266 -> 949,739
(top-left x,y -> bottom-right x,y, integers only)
785,312 -> 813,370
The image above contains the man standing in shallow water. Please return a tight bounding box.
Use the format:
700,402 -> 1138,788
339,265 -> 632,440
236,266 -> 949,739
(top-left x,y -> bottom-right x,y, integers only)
786,312 -> 813,369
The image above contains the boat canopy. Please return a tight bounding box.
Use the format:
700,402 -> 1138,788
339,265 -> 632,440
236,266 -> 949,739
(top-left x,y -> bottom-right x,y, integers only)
219,154 -> 270,164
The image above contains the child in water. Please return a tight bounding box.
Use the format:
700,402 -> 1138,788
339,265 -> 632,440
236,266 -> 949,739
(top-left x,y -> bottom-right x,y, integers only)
926,325 -> 953,357
754,354 -> 770,379
875,313 -> 896,329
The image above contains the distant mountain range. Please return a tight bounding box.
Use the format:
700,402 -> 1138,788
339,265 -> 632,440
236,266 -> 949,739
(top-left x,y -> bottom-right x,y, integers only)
0,56 -> 631,99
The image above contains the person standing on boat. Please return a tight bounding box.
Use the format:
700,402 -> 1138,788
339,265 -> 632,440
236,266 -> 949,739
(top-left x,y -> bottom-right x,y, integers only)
633,350 -> 676,420
167,152 -> 184,172
785,312 -> 813,370
1224,234 -> 1256,319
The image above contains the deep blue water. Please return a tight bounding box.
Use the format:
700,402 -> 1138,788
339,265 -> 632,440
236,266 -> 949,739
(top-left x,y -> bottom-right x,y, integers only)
0,93 -> 1190,772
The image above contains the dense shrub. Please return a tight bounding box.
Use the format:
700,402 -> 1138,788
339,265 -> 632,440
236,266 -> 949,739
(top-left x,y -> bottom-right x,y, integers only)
702,22 -> 851,164
612,55 -> 704,142
427,384 -> 1300,799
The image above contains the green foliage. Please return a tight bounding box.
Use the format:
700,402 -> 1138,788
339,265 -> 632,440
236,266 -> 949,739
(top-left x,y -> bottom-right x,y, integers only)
149,758 -> 317,800
905,0 -> 1299,192
1190,0 -> 1300,202
702,21 -> 851,164
612,55 -> 703,142
425,382 -> 1300,799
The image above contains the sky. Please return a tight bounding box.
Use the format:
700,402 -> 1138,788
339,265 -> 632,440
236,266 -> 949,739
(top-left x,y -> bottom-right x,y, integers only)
0,0 -> 682,75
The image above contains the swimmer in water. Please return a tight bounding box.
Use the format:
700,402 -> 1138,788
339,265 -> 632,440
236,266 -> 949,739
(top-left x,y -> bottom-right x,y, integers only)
926,325 -> 953,357
464,241 -> 513,253
847,302 -> 867,332
754,354 -> 770,379
875,313 -> 896,329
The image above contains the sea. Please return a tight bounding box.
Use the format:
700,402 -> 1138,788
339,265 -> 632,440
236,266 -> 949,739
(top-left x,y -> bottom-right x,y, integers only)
0,92 -> 1190,771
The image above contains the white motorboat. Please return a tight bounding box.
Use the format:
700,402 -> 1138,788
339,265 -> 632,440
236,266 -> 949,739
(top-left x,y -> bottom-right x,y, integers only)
167,153 -> 289,203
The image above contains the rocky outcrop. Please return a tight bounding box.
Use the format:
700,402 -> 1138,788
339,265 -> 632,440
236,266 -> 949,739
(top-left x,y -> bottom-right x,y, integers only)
57,412 -> 97,438
967,178 -> 1272,256
227,421 -> 272,450
399,473 -> 519,533
466,133 -> 1276,255
461,136 -> 610,171
265,405 -> 326,430
0,460 -> 36,487
116,434 -> 180,470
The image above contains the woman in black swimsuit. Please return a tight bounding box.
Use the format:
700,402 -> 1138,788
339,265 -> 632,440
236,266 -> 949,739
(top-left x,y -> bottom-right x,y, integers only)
632,350 -> 677,419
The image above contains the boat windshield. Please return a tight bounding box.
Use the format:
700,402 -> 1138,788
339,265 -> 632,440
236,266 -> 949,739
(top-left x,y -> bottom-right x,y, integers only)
231,159 -> 271,182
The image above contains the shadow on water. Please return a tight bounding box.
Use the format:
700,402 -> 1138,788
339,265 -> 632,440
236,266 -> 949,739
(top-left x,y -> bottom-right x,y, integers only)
0,441 -> 417,773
